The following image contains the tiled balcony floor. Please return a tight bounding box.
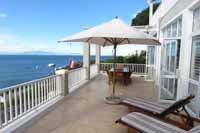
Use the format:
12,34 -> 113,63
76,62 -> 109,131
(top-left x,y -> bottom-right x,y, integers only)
25,74 -> 157,133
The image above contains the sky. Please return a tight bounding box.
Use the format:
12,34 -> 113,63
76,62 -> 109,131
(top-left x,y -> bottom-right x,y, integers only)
0,0 -> 149,56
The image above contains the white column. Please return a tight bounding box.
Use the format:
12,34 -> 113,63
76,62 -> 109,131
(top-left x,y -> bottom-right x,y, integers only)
178,10 -> 193,99
156,17 -> 162,102
95,45 -> 101,73
83,42 -> 90,80
55,69 -> 69,96
148,0 -> 154,25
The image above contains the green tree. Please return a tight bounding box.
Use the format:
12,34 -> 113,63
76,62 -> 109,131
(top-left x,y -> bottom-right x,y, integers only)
115,56 -> 124,63
138,50 -> 146,64
102,50 -> 146,64
131,3 -> 160,26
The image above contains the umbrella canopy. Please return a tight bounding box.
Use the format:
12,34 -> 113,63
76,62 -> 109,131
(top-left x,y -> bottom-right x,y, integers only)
58,17 -> 160,104
58,17 -> 160,46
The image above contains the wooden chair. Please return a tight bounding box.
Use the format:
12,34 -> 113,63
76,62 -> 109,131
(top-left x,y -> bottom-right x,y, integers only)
116,112 -> 200,133
116,64 -> 124,69
122,67 -> 132,84
121,95 -> 198,129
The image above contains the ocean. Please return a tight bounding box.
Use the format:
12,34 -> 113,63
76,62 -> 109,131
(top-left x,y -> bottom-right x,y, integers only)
0,55 -> 111,89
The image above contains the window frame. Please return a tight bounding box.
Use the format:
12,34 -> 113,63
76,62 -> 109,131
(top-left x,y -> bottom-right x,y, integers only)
162,17 -> 182,40
190,6 -> 200,82
190,36 -> 200,81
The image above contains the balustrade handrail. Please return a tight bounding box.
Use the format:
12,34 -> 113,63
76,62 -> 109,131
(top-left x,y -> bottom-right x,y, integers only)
0,62 -> 154,130
0,65 -> 101,129
0,75 -> 60,93
100,63 -> 155,81
100,63 -> 146,65
68,67 -> 86,73
68,67 -> 87,92
0,74 -> 62,129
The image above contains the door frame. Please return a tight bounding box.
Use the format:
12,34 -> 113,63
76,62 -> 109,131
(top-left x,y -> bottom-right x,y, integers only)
159,39 -> 180,103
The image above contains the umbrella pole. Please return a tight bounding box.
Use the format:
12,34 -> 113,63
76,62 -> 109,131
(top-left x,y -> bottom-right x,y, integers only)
112,44 -> 117,98
104,43 -> 122,105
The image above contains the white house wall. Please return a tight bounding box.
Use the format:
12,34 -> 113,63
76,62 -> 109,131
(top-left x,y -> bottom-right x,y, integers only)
160,0 -> 196,28
150,0 -> 178,27
154,0 -> 199,95
152,0 -> 200,116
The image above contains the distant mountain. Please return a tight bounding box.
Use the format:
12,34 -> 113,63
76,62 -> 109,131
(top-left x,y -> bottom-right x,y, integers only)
22,51 -> 62,55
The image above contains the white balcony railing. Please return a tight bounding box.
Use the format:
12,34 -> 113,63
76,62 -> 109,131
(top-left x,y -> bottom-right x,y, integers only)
100,63 -> 155,80
0,66 -> 100,131
68,67 -> 87,93
0,63 -> 151,130
0,75 -> 62,128
100,63 -> 146,74
90,64 -> 98,78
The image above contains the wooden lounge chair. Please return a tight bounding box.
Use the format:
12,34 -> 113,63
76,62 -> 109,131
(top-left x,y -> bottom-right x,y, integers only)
121,95 -> 196,129
116,64 -> 124,69
116,112 -> 200,133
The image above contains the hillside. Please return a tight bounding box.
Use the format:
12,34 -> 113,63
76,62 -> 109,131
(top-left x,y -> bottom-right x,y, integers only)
131,2 -> 160,26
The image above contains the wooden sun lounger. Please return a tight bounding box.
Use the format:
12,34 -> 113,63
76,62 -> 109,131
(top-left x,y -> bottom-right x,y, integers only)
116,112 -> 200,133
121,95 -> 196,129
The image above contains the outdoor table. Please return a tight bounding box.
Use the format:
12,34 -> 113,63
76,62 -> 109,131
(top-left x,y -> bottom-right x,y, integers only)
109,67 -> 130,85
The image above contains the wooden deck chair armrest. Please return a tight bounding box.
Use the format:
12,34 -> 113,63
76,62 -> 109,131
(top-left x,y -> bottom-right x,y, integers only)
160,95 -> 195,116
115,119 -> 121,123
173,112 -> 200,123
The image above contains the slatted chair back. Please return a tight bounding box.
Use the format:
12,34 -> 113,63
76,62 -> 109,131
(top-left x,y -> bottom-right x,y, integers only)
160,95 -> 195,116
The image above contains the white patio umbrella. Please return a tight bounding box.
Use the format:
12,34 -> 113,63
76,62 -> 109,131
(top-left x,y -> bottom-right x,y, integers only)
58,17 -> 160,104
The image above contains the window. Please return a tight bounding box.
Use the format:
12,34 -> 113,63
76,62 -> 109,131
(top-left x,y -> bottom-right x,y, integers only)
163,40 -> 180,74
167,26 -> 171,38
147,46 -> 155,65
172,22 -> 178,37
188,7 -> 200,117
190,7 -> 200,81
193,7 -> 200,33
170,42 -> 176,72
178,18 -> 182,37
163,17 -> 182,38
190,37 -> 200,81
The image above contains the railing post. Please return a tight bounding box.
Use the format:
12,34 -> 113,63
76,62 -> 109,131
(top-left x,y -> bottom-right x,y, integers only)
55,69 -> 69,96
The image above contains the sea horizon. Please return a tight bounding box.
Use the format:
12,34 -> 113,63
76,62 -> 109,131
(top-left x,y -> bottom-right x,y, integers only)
0,55 -> 111,89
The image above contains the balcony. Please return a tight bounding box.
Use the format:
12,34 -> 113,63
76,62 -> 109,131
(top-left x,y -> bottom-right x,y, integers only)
0,63 -> 156,132
25,74 -> 155,133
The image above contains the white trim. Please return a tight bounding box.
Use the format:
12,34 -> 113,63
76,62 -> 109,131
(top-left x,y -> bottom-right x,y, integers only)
161,15 -> 182,30
160,0 -> 200,30
189,0 -> 200,11
162,37 -> 181,40
189,78 -> 200,85
191,31 -> 200,37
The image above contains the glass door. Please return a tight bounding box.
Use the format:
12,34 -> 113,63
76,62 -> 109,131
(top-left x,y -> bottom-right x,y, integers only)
159,40 -> 180,102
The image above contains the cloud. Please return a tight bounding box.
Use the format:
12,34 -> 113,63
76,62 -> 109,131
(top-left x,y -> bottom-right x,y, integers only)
0,13 -> 8,20
0,31 -> 84,55
0,31 -> 146,56
101,45 -> 146,56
